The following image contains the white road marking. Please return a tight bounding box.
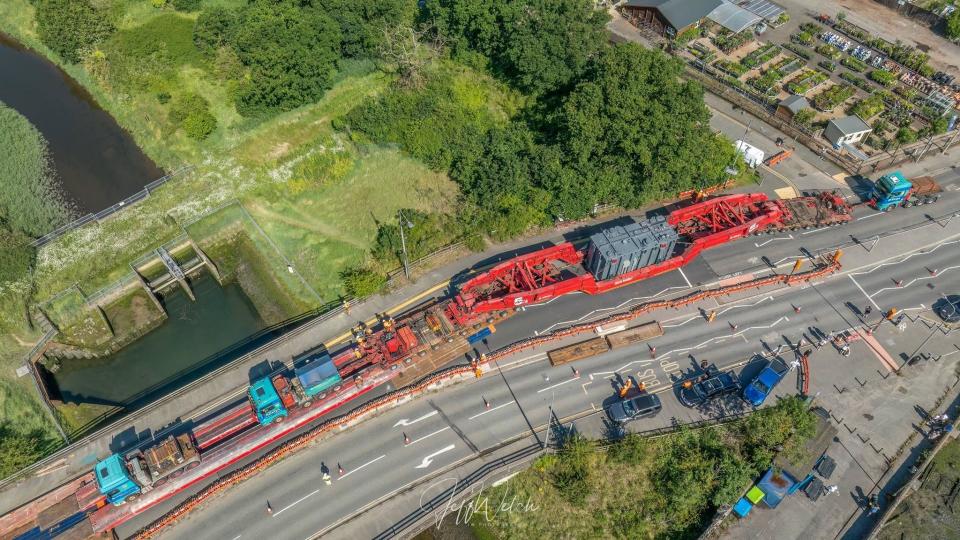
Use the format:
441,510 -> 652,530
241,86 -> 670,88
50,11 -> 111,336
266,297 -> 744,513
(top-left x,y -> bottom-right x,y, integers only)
339,455 -> 386,479
870,265 -> 959,299
273,489 -> 320,517
496,352 -> 547,370
801,227 -> 829,235
850,239 -> 960,276
492,471 -> 522,487
468,400 -> 516,420
392,410 -> 439,427
754,234 -> 794,247
415,444 -> 456,469
537,377 -> 579,393
678,267 -> 692,287
407,427 -> 450,446
717,295 -> 773,315
232,536 -> 242,540
857,212 -> 883,221
661,315 -> 701,328
655,317 -> 787,359
848,274 -> 881,310
535,285 -> 690,334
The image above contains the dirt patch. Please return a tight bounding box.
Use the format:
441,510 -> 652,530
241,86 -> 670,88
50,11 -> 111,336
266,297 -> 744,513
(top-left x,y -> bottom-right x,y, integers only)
266,142 -> 291,161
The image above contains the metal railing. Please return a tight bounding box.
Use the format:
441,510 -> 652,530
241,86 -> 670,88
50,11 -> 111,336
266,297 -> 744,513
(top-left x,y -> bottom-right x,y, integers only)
29,166 -> 193,248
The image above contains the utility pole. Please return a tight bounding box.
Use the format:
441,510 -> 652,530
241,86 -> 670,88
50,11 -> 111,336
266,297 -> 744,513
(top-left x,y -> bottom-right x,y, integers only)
398,210 -> 412,279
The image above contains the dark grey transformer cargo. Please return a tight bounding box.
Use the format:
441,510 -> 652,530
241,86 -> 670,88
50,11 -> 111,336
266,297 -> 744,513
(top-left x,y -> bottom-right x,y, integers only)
585,216 -> 679,281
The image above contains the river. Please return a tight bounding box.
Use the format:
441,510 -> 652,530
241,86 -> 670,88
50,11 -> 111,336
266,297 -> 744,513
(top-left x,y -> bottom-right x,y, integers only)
51,274 -> 266,408
0,33 -> 163,213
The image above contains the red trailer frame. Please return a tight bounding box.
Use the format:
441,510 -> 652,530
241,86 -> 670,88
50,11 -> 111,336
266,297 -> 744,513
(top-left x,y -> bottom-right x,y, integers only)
447,193 -> 785,323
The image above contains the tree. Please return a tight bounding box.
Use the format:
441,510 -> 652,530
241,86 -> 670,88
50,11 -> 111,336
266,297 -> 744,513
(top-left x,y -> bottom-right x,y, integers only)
552,44 -> 737,210
424,0 -> 609,95
34,0 -> 114,63
319,0 -> 416,58
340,265 -> 387,298
233,0 -> 343,114
946,8 -> 960,40
793,108 -> 815,127
377,25 -> 435,88
168,93 -> 217,140
0,228 -> 35,285
896,127 -> 917,145
171,0 -> 201,12
193,7 -> 239,55
0,423 -> 57,478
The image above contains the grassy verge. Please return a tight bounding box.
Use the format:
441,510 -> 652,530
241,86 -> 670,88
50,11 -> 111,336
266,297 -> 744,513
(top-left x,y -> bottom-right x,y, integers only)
878,438 -> 960,539
471,398 -> 815,538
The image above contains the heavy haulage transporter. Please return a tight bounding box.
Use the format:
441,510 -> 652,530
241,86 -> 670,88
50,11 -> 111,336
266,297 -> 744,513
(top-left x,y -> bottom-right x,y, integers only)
5,190 -> 854,539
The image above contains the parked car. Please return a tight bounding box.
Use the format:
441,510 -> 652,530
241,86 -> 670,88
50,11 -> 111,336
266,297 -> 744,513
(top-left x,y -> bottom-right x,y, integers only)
605,392 -> 662,423
679,370 -> 742,407
743,360 -> 789,406
934,294 -> 960,323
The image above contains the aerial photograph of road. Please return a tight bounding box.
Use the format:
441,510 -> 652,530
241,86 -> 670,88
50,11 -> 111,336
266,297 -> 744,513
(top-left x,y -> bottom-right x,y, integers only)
1,1 -> 959,540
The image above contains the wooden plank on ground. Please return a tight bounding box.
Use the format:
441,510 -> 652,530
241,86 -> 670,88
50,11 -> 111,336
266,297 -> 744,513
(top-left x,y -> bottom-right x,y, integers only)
548,337 -> 609,366
605,321 -> 663,349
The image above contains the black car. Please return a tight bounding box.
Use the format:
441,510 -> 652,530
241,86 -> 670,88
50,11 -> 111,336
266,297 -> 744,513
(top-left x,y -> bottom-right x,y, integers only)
605,392 -> 662,423
934,295 -> 960,323
679,370 -> 742,407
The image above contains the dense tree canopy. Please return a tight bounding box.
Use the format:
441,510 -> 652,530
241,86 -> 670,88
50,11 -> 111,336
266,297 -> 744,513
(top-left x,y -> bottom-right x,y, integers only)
554,44 -> 739,208
192,7 -> 239,56
947,8 -> 960,40
319,0 -> 416,58
233,0 -> 342,114
34,0 -> 114,63
424,0 -> 609,95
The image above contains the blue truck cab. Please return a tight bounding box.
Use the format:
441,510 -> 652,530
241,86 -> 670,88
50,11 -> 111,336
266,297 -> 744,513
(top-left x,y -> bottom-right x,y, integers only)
744,361 -> 788,406
95,454 -> 141,505
249,377 -> 287,425
870,171 -> 912,211
293,351 -> 342,401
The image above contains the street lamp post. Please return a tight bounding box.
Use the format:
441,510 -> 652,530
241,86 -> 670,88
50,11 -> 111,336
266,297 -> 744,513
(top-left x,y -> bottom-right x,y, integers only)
398,210 -> 413,279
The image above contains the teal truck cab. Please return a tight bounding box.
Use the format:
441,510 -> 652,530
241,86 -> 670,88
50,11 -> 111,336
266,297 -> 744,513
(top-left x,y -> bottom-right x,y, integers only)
869,171 -> 942,211
94,434 -> 200,505
249,348 -> 343,426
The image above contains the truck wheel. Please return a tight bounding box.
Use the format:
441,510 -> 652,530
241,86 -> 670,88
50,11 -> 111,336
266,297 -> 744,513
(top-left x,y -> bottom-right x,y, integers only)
186,461 -> 200,470
124,493 -> 140,504
302,400 -> 313,408
273,415 -> 285,424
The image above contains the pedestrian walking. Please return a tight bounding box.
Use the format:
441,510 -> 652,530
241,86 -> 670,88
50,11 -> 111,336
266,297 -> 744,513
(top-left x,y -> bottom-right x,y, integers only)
789,359 -> 801,371
864,305 -> 873,316
266,502 -> 273,515
824,484 -> 839,495
322,472 -> 332,486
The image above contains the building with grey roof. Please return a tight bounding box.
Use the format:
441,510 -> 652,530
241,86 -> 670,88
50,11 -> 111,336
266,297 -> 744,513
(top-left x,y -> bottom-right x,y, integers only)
621,0 -> 724,36
823,116 -> 872,148
776,95 -> 810,120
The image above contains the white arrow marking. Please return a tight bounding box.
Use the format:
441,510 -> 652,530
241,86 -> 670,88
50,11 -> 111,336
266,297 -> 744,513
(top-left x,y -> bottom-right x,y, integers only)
415,444 -> 456,469
393,410 -> 439,427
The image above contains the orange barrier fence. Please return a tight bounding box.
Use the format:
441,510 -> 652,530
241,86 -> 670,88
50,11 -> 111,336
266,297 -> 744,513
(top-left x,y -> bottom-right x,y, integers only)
132,257 -> 840,538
